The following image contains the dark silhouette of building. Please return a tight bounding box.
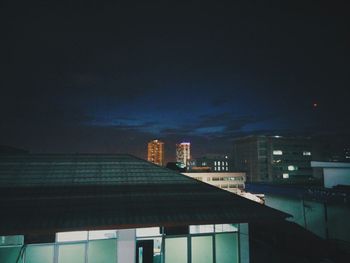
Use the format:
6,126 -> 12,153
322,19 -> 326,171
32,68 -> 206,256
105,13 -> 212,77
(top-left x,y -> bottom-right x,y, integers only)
232,136 -> 313,183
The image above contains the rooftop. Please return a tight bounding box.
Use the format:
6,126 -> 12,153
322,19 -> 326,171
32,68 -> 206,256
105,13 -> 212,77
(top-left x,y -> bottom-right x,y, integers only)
0,154 -> 288,235
246,182 -> 350,204
311,161 -> 350,168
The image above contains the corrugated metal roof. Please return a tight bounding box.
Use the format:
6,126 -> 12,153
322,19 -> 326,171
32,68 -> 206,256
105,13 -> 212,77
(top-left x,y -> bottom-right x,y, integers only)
0,154 -> 288,235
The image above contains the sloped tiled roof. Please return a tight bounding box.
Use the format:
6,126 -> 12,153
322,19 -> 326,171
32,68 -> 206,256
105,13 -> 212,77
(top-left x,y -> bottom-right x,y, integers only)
0,154 -> 288,235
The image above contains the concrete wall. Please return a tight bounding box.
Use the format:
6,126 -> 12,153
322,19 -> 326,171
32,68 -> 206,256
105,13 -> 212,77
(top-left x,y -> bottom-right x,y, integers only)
324,168 -> 350,188
266,194 -> 350,245
117,229 -> 136,263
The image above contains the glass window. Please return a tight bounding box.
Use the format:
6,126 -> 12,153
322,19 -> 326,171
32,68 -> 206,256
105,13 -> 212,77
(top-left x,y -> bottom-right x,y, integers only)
136,227 -> 161,237
303,151 -> 311,156
287,165 -> 297,171
0,235 -> 24,246
0,246 -> 23,263
191,236 -> 213,263
89,230 -> 117,240
165,237 -> 187,263
58,243 -> 85,263
215,233 -> 238,263
283,173 -> 289,179
88,239 -> 117,263
190,225 -> 214,234
273,150 -> 283,155
215,224 -> 238,233
56,231 -> 88,242
25,245 -> 54,263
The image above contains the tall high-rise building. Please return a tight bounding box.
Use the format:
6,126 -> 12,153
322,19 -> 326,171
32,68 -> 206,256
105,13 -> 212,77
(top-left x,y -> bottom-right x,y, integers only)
176,142 -> 191,166
147,140 -> 164,166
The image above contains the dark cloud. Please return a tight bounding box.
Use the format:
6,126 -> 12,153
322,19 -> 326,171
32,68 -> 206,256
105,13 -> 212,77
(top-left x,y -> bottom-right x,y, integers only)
1,0 -> 349,159
210,97 -> 232,107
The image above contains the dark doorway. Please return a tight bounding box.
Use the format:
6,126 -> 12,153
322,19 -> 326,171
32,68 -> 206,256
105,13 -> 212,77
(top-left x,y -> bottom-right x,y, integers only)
136,240 -> 154,263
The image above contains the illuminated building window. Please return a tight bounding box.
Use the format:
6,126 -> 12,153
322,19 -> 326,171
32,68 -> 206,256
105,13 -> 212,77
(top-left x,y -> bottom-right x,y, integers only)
303,151 -> 311,156
283,173 -> 289,179
288,165 -> 297,171
218,161 -> 221,166
226,167 -> 228,171
273,150 -> 283,155
218,167 -> 221,171
214,161 -> 217,166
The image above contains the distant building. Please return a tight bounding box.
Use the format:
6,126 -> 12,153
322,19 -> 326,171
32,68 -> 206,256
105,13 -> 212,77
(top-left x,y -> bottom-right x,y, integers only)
188,155 -> 231,172
183,172 -> 245,194
176,142 -> 190,166
147,140 -> 164,166
232,136 -> 313,183
165,162 -> 186,172
312,136 -> 350,163
311,161 -> 350,188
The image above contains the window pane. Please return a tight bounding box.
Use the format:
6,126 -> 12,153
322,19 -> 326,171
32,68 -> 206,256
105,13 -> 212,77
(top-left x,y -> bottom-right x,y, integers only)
190,225 -> 214,234
136,227 -> 161,237
58,243 -> 85,263
165,237 -> 187,263
0,235 -> 24,246
191,236 -> 213,263
214,224 -> 238,233
57,231 -> 88,242
0,246 -> 23,263
26,245 -> 54,263
89,230 -> 117,240
88,239 -> 117,263
215,233 -> 238,263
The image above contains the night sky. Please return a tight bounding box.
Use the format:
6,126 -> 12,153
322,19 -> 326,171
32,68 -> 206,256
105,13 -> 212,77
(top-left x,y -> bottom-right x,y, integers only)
1,1 -> 349,161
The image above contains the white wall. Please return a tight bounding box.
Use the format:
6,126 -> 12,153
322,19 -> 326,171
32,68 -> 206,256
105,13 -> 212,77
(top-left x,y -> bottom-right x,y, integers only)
117,229 -> 135,263
265,195 -> 327,239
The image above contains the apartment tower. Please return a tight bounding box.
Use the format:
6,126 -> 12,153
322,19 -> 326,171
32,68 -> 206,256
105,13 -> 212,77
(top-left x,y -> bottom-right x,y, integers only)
147,140 -> 164,166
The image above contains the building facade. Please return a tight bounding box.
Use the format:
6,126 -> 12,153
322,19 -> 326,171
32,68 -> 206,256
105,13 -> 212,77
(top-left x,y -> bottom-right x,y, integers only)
147,140 -> 164,166
176,142 -> 191,167
188,155 -> 231,172
232,136 -> 313,183
183,172 -> 246,194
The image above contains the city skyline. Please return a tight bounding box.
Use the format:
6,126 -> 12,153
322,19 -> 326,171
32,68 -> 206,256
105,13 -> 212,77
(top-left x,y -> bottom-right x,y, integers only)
1,1 -> 349,159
